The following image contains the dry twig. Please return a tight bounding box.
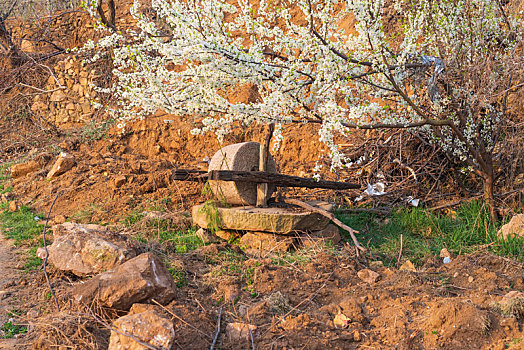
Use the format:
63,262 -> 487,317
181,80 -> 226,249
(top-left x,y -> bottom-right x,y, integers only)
281,198 -> 366,254
210,306 -> 223,350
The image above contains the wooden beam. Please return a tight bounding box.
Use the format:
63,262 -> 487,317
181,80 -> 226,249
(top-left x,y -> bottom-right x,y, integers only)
172,169 -> 360,190
257,124 -> 274,207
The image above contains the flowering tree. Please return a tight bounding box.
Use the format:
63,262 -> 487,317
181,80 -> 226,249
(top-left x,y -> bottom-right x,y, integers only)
82,0 -> 523,219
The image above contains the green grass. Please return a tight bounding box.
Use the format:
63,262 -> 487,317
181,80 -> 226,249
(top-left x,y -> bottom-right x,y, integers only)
1,310 -> 27,339
0,163 -> 11,182
0,206 -> 44,246
338,201 -> 524,265
23,247 -> 43,273
0,184 -> 13,194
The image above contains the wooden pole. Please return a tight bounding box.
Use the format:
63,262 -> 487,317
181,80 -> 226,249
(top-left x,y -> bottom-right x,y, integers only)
257,124 -> 275,207
172,169 -> 361,190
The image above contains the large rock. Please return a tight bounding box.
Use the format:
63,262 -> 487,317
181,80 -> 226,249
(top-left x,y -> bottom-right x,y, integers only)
208,142 -> 277,206
10,153 -> 53,178
36,223 -> 133,276
192,204 -> 330,234
109,308 -> 175,350
47,152 -> 76,179
240,231 -> 294,254
72,253 -> 177,310
498,214 -> 524,240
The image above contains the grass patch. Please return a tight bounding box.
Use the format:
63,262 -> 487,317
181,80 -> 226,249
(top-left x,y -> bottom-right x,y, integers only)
338,201 -> 524,265
1,321 -> 27,339
0,183 -> 13,194
1,310 -> 27,339
0,163 -> 11,182
24,247 -> 43,273
0,206 -> 44,246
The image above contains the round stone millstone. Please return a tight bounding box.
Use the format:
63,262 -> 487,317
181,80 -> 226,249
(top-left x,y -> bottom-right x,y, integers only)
209,142 -> 277,206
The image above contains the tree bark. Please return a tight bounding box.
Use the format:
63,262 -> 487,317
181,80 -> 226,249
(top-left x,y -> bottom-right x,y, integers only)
483,169 -> 497,222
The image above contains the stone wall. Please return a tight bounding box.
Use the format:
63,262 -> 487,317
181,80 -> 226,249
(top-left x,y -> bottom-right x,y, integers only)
31,56 -> 99,127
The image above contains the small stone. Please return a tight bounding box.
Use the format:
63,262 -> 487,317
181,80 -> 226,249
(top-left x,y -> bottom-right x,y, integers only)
443,257 -> 452,264
439,248 -> 451,258
399,260 -> 416,272
225,322 -> 257,342
50,90 -> 66,102
353,330 -> 361,342
8,201 -> 19,212
47,153 -> 76,179
468,276 -> 474,283
215,230 -> 240,242
357,268 -> 380,284
53,215 -> 66,225
333,313 -> 351,329
109,310 -> 175,350
112,175 -> 127,188
195,228 -> 222,244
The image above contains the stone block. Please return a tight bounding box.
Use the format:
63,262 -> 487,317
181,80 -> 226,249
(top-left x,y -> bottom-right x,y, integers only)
192,204 -> 330,233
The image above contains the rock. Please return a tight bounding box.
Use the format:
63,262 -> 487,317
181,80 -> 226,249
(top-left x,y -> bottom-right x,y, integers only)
52,222 -> 108,237
215,230 -> 240,241
333,313 -> 351,329
192,204 -> 330,233
36,224 -> 133,276
79,77 -> 88,87
216,280 -> 240,302
53,215 -> 66,225
10,153 -> 53,178
298,224 -> 341,248
112,175 -> 127,189
195,228 -> 222,244
8,201 -> 19,212
225,322 -> 257,342
208,142 -> 277,206
47,153 -> 76,179
399,260 -> 416,272
109,309 -> 175,350
72,253 -> 176,310
439,248 -> 451,258
240,231 -> 294,254
50,90 -> 66,102
498,214 -> 524,240
357,269 -> 380,284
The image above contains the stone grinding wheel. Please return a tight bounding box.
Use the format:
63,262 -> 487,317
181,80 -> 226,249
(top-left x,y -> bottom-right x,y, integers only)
209,142 -> 277,206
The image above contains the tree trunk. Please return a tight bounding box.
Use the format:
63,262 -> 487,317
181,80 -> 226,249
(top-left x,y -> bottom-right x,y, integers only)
483,169 -> 497,223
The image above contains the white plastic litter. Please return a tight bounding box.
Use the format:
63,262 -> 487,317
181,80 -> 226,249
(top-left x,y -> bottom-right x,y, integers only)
364,183 -> 387,196
443,257 -> 452,264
